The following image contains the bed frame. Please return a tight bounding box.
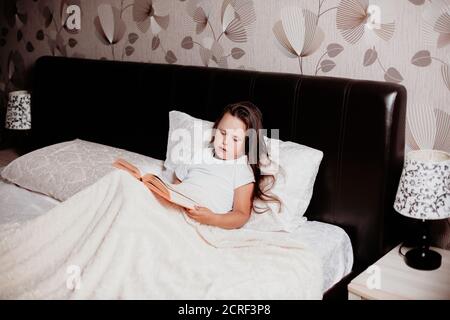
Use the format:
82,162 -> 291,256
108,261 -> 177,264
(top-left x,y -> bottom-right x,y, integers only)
28,56 -> 408,299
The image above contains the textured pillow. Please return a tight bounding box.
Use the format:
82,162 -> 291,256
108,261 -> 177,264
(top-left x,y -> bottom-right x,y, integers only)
164,110 -> 323,232
1,139 -> 164,201
245,136 -> 323,232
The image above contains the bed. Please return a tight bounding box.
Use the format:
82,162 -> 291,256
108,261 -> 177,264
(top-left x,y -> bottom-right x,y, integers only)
0,164 -> 352,295
0,56 -> 407,299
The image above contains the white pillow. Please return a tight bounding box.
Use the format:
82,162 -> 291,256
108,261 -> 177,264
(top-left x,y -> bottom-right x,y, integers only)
245,136 -> 323,232
1,139 -> 164,201
164,110 -> 214,172
164,110 -> 323,232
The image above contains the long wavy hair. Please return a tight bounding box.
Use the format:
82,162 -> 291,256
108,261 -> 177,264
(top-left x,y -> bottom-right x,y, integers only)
209,101 -> 282,214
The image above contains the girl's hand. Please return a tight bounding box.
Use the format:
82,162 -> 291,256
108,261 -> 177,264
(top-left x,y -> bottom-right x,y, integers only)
184,205 -> 217,226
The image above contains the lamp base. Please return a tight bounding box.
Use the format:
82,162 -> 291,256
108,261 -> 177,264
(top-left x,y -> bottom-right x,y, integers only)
404,248 -> 441,270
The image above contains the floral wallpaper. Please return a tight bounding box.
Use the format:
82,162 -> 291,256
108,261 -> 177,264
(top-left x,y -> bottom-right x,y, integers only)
0,0 -> 449,245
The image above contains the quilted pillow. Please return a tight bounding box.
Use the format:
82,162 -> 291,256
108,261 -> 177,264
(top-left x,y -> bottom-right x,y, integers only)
1,139 -> 164,201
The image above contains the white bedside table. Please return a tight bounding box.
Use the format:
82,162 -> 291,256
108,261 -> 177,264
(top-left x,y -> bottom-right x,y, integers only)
348,244 -> 450,300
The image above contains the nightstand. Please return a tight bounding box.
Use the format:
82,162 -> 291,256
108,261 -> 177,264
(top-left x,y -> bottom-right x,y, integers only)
0,148 -> 19,167
348,244 -> 450,300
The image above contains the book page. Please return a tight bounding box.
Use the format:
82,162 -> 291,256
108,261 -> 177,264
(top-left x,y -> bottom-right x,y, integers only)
168,190 -> 198,209
113,159 -> 200,210
143,174 -> 199,209
149,175 -> 195,199
145,175 -> 169,193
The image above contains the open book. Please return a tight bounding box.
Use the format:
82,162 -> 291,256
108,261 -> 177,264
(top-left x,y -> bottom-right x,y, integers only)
112,158 -> 199,210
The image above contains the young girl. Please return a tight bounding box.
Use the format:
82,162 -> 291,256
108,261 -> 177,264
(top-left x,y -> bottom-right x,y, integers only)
173,101 -> 281,230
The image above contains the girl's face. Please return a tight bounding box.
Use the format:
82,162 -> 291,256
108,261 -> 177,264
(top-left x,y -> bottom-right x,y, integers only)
213,112 -> 247,160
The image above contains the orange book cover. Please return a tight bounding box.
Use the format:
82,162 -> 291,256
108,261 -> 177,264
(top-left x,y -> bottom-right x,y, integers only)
112,158 -> 198,209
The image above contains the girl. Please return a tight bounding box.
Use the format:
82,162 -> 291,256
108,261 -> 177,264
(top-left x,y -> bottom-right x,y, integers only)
173,101 -> 281,230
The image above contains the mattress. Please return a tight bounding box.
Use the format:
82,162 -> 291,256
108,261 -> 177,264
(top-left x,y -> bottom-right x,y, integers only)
0,169 -> 353,293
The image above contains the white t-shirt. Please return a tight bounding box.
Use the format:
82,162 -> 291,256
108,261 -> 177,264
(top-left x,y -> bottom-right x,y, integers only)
174,147 -> 255,214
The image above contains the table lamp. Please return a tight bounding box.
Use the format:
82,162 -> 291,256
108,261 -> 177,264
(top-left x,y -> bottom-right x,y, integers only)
394,149 -> 450,270
3,90 -> 31,151
5,90 -> 31,130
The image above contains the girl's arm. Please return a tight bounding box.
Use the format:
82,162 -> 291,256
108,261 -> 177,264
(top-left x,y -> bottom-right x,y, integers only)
185,182 -> 255,229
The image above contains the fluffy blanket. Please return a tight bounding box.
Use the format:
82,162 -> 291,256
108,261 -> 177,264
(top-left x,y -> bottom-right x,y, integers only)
0,170 -> 323,299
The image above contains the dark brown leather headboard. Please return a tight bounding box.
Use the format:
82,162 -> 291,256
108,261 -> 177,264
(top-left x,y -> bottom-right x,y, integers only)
30,56 -> 407,271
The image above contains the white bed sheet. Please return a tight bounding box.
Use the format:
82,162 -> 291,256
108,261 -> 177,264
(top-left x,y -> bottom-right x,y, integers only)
294,221 -> 353,291
0,170 -> 353,293
0,169 -> 60,225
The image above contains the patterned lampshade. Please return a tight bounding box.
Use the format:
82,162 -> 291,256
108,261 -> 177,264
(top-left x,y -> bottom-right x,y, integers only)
5,90 -> 31,130
394,150 -> 450,220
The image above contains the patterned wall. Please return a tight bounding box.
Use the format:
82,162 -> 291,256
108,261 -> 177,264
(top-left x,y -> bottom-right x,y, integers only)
0,0 -> 449,246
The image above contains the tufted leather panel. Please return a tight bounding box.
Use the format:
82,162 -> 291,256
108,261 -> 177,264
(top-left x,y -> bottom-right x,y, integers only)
30,56 -> 407,271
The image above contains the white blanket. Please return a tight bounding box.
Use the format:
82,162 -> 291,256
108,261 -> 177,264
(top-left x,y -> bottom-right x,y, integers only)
0,170 -> 323,299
